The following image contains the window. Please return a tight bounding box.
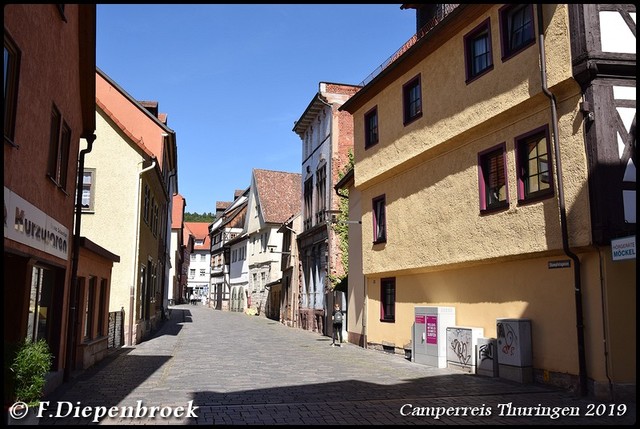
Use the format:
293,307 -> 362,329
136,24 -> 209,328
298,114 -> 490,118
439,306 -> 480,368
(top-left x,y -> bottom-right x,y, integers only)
364,106 -> 379,149
316,165 -> 327,223
190,254 -> 196,262
380,278 -> 395,322
200,269 -> 206,277
143,184 -> 150,224
153,202 -> 159,237
80,168 -> 95,211
47,105 -> 71,190
500,4 -> 535,61
516,125 -> 553,202
372,195 -> 386,244
4,32 -> 21,147
403,74 -> 422,125
478,144 -> 509,212
464,18 -> 493,82
84,277 -> 96,340
304,177 -> 313,229
189,268 -> 195,279
97,279 -> 107,336
27,265 -> 55,343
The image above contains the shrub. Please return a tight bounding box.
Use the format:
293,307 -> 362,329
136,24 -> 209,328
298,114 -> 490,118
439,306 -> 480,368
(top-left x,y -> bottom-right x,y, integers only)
10,339 -> 53,406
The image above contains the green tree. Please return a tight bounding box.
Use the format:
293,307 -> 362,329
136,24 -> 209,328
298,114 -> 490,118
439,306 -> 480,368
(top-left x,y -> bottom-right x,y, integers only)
184,211 -> 215,222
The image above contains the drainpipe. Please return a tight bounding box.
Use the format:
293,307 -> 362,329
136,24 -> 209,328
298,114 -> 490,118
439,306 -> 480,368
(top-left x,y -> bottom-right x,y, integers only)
65,133 -> 96,381
128,158 -> 156,346
537,4 -> 588,396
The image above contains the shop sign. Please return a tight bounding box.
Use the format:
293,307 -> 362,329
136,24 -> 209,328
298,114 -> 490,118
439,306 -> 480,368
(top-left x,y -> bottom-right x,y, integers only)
4,186 -> 69,260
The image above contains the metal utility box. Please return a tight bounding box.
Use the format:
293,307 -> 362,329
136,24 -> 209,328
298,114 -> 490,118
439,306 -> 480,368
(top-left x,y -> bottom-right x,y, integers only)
412,306 -> 455,368
496,318 -> 532,383
476,337 -> 498,377
446,326 -> 484,373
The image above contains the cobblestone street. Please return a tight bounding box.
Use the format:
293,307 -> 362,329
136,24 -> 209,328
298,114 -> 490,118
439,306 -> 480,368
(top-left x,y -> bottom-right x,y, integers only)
36,304 -> 635,425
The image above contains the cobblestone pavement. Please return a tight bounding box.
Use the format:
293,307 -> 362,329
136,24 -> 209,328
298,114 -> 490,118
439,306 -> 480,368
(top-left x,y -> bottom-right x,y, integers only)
31,304 -> 635,425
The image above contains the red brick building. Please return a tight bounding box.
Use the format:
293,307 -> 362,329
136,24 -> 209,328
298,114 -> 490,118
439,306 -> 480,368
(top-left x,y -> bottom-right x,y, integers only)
292,82 -> 360,336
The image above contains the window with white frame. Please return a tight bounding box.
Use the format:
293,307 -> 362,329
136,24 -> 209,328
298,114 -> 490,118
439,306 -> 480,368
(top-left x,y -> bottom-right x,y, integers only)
80,168 -> 95,211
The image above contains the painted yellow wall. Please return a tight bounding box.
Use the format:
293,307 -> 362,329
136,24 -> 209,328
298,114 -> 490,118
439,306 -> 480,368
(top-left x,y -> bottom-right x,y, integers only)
599,251 -> 636,383
347,3 -> 634,396
359,95 -> 590,275
83,109 -> 142,314
354,4 -> 573,190
345,180 -> 365,342
366,253 -> 598,376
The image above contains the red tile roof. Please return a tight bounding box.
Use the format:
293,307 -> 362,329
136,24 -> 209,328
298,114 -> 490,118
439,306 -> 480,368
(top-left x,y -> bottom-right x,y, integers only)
96,98 -> 155,159
253,169 -> 302,224
171,193 -> 186,228
184,222 -> 211,250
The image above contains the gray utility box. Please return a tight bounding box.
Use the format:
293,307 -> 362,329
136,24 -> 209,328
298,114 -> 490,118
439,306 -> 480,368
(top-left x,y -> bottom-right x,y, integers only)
496,318 -> 532,383
412,306 -> 456,368
476,337 -> 498,377
446,326 -> 484,373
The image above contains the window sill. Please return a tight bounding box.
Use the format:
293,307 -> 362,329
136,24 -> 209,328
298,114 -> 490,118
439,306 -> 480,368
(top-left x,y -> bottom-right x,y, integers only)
517,191 -> 554,206
465,65 -> 494,85
501,39 -> 536,63
403,113 -> 423,127
480,203 -> 509,215
364,141 -> 379,150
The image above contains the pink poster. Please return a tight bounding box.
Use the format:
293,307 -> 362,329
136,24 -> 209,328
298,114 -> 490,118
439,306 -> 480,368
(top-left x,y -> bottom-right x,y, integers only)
426,316 -> 437,344
415,315 -> 425,324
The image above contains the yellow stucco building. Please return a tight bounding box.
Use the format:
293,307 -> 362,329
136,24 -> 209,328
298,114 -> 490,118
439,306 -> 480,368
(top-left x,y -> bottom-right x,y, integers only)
341,4 -> 635,401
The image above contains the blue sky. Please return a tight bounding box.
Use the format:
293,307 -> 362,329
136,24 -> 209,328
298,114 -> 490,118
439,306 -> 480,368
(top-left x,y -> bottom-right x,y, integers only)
96,4 -> 416,214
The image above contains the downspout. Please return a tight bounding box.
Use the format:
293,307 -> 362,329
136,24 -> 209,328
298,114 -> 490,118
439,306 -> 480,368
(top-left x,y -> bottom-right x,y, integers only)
128,158 -> 156,346
537,4 -> 588,396
65,133 -> 96,381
